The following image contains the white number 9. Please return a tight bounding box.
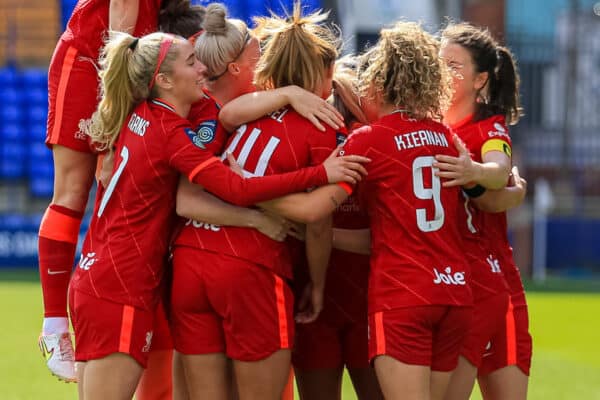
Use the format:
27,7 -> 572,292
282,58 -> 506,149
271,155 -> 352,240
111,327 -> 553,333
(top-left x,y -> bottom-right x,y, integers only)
412,156 -> 444,232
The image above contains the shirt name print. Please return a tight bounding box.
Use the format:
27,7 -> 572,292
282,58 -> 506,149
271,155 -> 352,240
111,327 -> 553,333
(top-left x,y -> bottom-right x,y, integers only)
128,113 -> 150,137
394,130 -> 449,151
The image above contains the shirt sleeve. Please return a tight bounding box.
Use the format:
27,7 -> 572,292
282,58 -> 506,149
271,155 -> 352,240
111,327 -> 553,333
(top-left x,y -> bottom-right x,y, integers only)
479,117 -> 512,159
167,123 -> 329,206
334,125 -> 373,195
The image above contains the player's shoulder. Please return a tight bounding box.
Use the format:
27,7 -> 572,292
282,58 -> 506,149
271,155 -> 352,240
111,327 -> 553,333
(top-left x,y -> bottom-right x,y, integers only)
476,114 -> 510,141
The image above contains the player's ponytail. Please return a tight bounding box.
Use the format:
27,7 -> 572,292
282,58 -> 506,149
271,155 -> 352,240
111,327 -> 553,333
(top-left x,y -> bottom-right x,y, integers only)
489,46 -> 522,125
441,22 -> 523,125
195,3 -> 249,81
253,2 -> 340,93
86,31 -> 179,151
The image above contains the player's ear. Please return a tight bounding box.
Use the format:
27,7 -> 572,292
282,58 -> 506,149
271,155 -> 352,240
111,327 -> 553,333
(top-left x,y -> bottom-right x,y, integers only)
155,73 -> 173,91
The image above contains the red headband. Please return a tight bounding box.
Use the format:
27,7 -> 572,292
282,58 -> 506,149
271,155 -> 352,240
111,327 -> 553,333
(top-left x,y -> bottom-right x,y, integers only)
188,29 -> 204,46
149,37 -> 174,90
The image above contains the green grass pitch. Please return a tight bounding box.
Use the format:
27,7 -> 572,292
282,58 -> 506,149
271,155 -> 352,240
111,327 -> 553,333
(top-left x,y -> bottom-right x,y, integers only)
1,270 -> 599,399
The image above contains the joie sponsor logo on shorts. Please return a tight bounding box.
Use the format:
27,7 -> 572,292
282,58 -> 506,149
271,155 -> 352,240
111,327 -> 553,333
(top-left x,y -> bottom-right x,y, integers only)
78,252 -> 97,270
433,267 -> 466,286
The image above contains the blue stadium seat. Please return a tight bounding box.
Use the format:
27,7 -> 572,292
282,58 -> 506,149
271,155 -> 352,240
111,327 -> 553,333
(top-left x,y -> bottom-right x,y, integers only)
0,142 -> 27,179
30,176 -> 55,198
1,105 -> 22,123
0,67 -> 19,88
0,123 -> 20,142
28,105 -> 48,124
0,88 -> 21,105
28,88 -> 48,106
20,68 -> 48,89
29,122 -> 48,141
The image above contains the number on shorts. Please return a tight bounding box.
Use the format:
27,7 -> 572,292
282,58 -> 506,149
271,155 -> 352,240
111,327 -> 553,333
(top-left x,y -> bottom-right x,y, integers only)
412,156 -> 444,232
97,146 -> 129,217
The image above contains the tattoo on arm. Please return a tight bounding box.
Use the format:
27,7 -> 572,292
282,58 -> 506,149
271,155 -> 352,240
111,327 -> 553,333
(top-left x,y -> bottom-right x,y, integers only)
329,196 -> 339,209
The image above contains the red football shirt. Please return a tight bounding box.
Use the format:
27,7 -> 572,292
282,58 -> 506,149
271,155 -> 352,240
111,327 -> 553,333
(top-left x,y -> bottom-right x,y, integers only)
450,115 -> 514,301
187,91 -> 229,156
71,100 -> 329,309
174,107 -> 338,279
342,112 -> 472,312
61,0 -> 162,60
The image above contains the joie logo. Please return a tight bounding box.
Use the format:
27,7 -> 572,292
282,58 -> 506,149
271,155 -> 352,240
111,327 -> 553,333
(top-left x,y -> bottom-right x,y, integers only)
184,219 -> 221,232
486,255 -> 502,273
78,252 -> 97,271
433,267 -> 466,286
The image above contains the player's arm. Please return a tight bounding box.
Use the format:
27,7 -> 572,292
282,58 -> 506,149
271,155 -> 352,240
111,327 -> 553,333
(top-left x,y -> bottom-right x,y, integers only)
296,214 -> 333,323
259,183 -> 351,224
218,85 -> 343,132
469,166 -> 527,213
332,228 -> 371,255
434,134 -> 511,190
109,0 -> 140,34
176,177 -> 289,241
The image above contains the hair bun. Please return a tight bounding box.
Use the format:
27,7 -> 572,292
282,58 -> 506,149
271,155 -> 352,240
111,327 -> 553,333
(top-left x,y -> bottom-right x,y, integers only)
204,3 -> 228,35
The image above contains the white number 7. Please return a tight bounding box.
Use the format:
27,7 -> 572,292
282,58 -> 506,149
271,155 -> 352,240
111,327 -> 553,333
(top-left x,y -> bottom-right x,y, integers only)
412,156 -> 444,232
97,146 -> 129,217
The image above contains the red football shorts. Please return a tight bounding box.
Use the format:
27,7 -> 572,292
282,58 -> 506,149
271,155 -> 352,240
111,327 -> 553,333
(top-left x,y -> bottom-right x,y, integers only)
478,297 -> 532,376
293,315 -> 369,370
69,289 -> 155,367
170,247 -> 294,361
150,300 -> 173,352
46,41 -> 99,153
369,305 -> 472,372
460,292 -> 510,369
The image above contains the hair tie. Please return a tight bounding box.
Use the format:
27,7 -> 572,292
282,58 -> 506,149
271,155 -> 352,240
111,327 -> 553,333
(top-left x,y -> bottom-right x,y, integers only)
129,38 -> 139,51
149,37 -> 175,90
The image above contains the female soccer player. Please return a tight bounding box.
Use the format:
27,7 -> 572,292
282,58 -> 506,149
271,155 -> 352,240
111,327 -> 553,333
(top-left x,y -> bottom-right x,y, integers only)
169,5 -> 354,400
37,0 -> 204,383
434,22 -> 531,400
253,21 -> 474,400
68,30 -> 367,400
290,54 -> 383,400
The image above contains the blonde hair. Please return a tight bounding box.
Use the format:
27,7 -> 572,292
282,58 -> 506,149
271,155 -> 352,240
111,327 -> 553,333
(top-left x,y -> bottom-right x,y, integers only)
86,31 -> 180,151
253,2 -> 340,92
194,3 -> 249,80
359,21 -> 452,121
331,55 -> 367,126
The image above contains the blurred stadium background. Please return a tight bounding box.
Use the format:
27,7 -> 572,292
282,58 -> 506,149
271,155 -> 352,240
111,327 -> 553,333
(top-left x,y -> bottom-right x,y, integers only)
0,0 -> 598,399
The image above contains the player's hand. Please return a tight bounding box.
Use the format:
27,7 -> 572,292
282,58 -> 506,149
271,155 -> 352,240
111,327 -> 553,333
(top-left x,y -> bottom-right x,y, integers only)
323,146 -> 370,185
286,86 -> 343,131
254,211 -> 290,242
226,152 -> 244,177
433,134 -> 480,187
295,282 -> 325,324
509,165 -> 527,205
98,151 -> 115,188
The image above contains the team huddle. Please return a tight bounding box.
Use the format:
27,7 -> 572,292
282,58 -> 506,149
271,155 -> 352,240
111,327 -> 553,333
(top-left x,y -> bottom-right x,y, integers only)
36,0 -> 532,399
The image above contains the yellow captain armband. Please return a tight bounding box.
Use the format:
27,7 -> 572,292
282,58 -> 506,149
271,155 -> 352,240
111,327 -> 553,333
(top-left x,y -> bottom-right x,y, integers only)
481,138 -> 512,158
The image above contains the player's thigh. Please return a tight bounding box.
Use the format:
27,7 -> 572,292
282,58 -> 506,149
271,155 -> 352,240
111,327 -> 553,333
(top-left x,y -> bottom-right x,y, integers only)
295,367 -> 343,400
478,365 -> 528,400
181,353 -> 231,400
373,355 -> 430,400
234,349 -> 291,400
442,356 -> 478,400
82,352 -> 143,400
347,367 -> 384,400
